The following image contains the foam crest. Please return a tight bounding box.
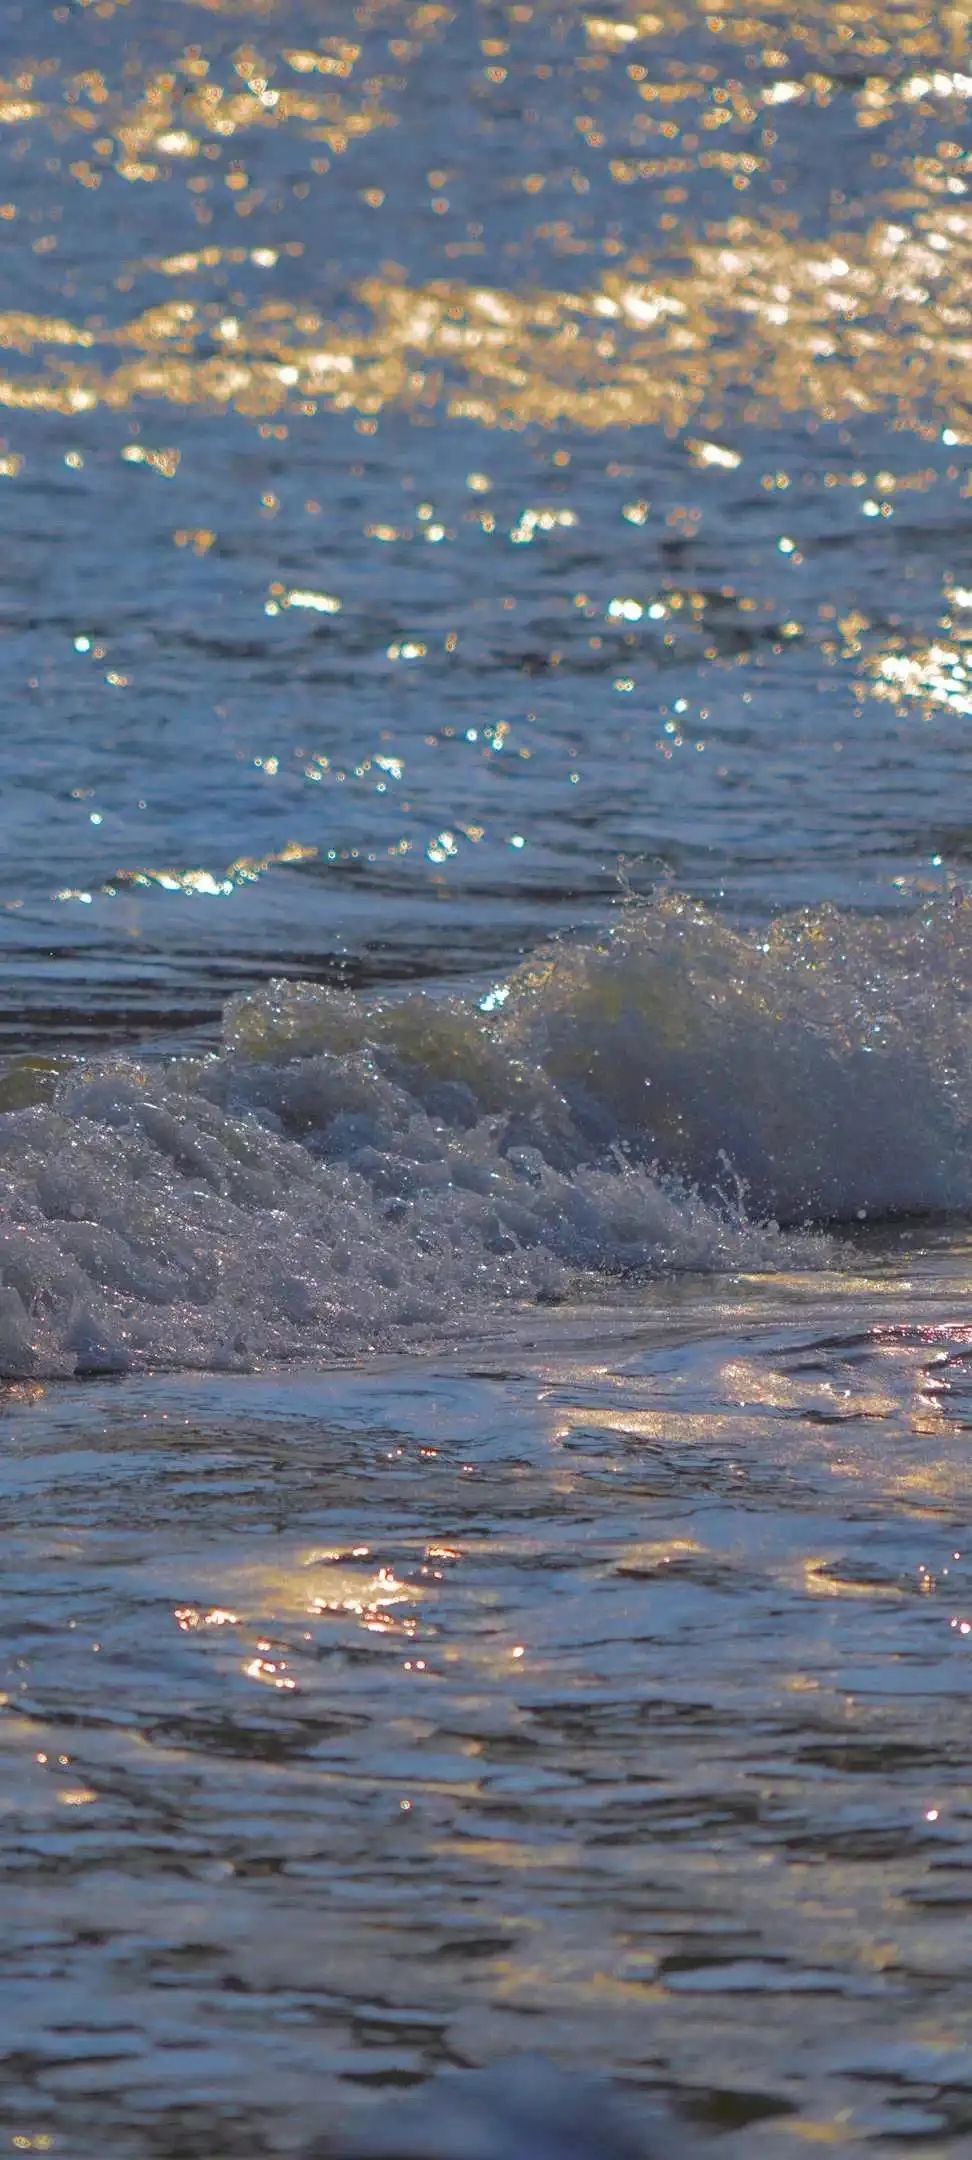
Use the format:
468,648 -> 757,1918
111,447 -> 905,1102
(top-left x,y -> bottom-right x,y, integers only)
505,894 -> 972,1221
2,894 -> 970,1379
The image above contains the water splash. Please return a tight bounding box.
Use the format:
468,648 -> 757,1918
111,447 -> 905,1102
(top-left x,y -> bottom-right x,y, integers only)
3,895 -> 971,1378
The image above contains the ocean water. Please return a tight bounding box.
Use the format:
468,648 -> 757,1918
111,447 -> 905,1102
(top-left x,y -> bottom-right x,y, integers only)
1,0 -> 971,2152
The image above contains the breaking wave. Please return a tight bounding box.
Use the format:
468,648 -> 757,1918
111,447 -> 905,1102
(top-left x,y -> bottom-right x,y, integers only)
2,894 -> 970,1378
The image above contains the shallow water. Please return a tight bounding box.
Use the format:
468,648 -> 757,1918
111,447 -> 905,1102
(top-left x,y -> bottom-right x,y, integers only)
4,1252 -> 972,2156
1,0 -> 971,2152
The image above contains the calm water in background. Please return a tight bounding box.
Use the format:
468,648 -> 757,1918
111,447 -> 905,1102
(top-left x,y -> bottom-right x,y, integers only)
1,1 -> 971,2153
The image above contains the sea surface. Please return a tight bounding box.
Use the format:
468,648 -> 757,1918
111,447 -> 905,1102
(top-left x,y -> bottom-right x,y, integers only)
1,0 -> 970,2153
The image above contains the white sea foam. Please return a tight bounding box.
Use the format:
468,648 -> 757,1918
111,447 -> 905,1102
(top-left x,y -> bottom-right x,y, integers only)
1,895 -> 969,1379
